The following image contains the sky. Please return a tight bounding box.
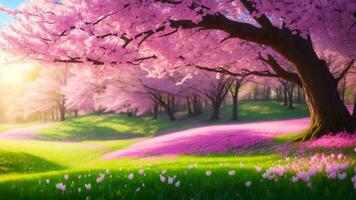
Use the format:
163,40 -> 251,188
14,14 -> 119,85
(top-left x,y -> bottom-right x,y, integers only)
0,0 -> 24,27
0,0 -> 35,86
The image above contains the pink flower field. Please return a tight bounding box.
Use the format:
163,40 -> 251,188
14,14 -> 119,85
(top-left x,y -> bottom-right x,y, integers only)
104,118 -> 311,158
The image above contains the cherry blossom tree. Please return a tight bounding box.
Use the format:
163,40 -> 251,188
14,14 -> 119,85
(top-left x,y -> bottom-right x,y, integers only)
22,65 -> 70,121
184,71 -> 233,120
1,0 -> 355,139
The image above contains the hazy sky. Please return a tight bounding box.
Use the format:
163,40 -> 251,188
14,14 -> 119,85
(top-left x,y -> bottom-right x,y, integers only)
0,0 -> 24,27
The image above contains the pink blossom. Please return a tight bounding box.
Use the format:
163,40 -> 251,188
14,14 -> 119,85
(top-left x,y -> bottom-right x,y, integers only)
56,183 -> 66,191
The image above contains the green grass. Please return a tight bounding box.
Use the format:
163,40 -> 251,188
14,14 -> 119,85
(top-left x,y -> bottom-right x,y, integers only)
38,101 -> 309,141
220,101 -> 309,122
2,101 -> 351,199
0,138 -> 354,200
0,122 -> 39,132
39,115 -> 177,141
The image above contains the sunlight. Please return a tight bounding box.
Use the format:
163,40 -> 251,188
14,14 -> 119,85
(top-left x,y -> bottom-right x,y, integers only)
0,63 -> 33,85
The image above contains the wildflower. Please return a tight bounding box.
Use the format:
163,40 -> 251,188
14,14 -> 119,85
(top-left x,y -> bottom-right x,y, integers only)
168,176 -> 174,185
64,174 -> 69,180
160,175 -> 166,183
85,183 -> 91,190
56,183 -> 66,191
245,181 -> 251,187
307,182 -> 312,188
46,179 -> 50,184
338,172 -> 347,180
240,163 -> 244,168
96,174 -> 105,183
228,170 -> 236,176
255,166 -> 262,172
327,171 -> 337,179
206,170 -> 212,176
128,173 -> 134,180
78,188 -> 81,193
188,164 -> 194,170
337,153 -> 343,160
136,187 -> 140,192
291,176 -> 298,183
78,175 -> 81,179
161,170 -> 167,175
138,169 -> 144,175
175,181 -> 180,188
106,169 -> 110,174
351,175 -> 356,183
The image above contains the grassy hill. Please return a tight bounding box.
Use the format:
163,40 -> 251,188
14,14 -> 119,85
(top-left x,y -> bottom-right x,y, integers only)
38,101 -> 309,141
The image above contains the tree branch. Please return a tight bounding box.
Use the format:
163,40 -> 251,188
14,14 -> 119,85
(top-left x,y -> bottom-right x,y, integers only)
336,59 -> 355,82
258,54 -> 302,86
169,13 -> 267,44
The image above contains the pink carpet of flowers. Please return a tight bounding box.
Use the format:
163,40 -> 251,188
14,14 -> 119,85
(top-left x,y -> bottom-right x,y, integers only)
103,118 -> 310,159
302,132 -> 356,149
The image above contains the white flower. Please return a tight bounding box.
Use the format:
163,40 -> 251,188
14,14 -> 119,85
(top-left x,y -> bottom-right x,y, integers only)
245,181 -> 251,187
106,169 -> 110,174
188,164 -> 194,170
206,170 -> 212,176
85,183 -> 91,190
96,176 -> 105,183
46,179 -> 50,184
175,181 -> 180,188
160,175 -> 166,183
228,170 -> 236,176
161,170 -> 167,175
135,187 -> 140,192
78,188 -> 81,193
168,176 -> 174,185
56,183 -> 66,191
138,169 -> 144,175
128,173 -> 134,180
78,175 -> 81,179
240,163 -> 244,168
255,166 -> 262,172
64,174 -> 69,180
307,182 -> 312,188
291,176 -> 298,183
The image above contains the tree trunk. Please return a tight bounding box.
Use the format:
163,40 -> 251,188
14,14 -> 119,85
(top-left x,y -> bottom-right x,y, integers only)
231,79 -> 240,121
165,106 -> 176,121
186,97 -> 192,116
74,110 -> 78,118
192,95 -> 202,116
288,84 -> 294,109
59,106 -> 65,121
297,86 -> 302,104
211,104 -> 220,120
295,60 -> 355,140
283,85 -> 288,106
153,101 -> 159,119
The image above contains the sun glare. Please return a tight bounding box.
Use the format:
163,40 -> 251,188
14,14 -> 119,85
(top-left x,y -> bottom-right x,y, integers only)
0,64 -> 33,85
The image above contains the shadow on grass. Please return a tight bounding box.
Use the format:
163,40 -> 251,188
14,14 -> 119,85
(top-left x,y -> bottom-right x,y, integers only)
0,151 -> 65,174
39,115 -> 177,141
